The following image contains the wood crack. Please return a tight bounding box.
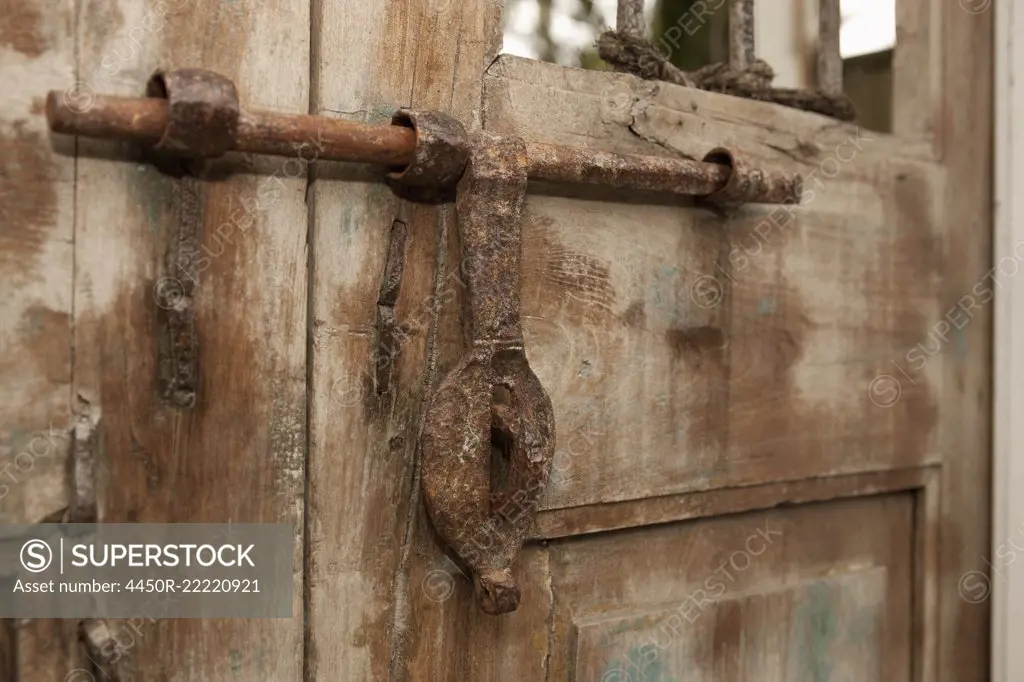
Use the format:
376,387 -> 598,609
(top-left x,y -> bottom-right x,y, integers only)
375,218 -> 408,396
156,168 -> 202,409
387,205 -> 452,682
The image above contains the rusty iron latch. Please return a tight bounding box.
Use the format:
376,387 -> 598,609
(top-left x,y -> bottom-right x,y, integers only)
45,69 -> 802,615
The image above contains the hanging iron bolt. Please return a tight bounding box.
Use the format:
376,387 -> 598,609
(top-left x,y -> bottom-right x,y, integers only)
46,69 -> 801,203
420,131 -> 555,615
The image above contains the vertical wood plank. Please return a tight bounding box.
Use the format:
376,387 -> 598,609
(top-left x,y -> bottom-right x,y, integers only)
0,0 -> 75,525
70,0 -> 309,679
14,619 -> 88,682
893,0 -> 942,151
1,0 -> 80,677
0,620 -> 13,682
936,3 -> 993,682
993,2 -> 1024,679
306,0 -> 503,679
914,470 -> 940,682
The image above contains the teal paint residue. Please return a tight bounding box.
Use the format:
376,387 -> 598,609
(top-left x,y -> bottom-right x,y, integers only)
1,427 -> 31,454
846,609 -> 877,645
340,207 -> 356,236
602,615 -> 660,641
21,308 -> 47,336
758,297 -> 777,315
602,643 -> 673,682
371,105 -> 399,123
133,164 -> 171,233
791,582 -> 838,682
650,266 -> 679,316
955,326 -> 969,360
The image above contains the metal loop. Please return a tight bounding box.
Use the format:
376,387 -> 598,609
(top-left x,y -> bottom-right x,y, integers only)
419,132 -> 554,616
146,69 -> 239,158
700,147 -> 803,205
386,109 -> 469,190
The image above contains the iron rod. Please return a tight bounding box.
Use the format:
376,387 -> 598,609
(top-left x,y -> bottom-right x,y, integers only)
46,90 -> 782,201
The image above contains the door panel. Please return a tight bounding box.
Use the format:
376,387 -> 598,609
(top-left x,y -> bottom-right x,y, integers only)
486,56 -> 944,512
549,495 -> 913,682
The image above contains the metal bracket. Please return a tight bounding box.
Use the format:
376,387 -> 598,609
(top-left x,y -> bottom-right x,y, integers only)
416,131 -> 555,615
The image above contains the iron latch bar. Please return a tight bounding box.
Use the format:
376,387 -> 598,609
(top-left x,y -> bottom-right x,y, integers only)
46,70 -> 801,203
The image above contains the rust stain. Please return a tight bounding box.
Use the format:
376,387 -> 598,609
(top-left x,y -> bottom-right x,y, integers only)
892,170 -> 942,283
665,325 -> 725,360
622,301 -> 646,328
20,305 -> 71,384
0,123 -> 58,282
0,0 -> 46,56
711,599 -> 743,677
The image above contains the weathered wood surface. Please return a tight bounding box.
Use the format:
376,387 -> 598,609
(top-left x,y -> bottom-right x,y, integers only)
0,620 -> 10,682
534,465 -> 936,540
936,4 -> 993,682
0,0 -> 76,526
67,0 -> 310,679
305,1 -> 504,680
11,619 -> 88,682
893,0 -> 942,150
549,493 -> 914,680
0,0 -> 992,679
1,0 -> 80,676
485,55 -> 944,511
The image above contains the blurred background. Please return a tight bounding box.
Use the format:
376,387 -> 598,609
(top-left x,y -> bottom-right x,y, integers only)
500,0 -> 895,131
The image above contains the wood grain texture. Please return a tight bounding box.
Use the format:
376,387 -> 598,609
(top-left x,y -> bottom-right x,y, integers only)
534,466 -> 936,540
575,569 -> 888,680
404,546 -> 551,681
936,3 -> 994,682
12,619 -> 88,682
69,0 -> 309,679
305,0 -> 503,680
0,619 -> 12,682
0,0 -> 75,526
0,0 -> 81,677
548,494 -> 915,681
483,56 -> 944,511
893,0 -> 942,151
914,467 -> 941,682
0,0 -> 991,678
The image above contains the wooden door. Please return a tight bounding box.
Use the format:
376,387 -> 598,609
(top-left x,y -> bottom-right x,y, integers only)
1,0 -> 991,680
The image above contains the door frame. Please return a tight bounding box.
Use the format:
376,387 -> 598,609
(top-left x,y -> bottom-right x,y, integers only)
993,0 -> 1022,678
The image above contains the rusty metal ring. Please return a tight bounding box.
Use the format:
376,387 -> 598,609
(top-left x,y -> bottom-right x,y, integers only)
146,69 -> 240,158
386,109 -> 469,190
700,147 -> 803,205
420,347 -> 555,615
